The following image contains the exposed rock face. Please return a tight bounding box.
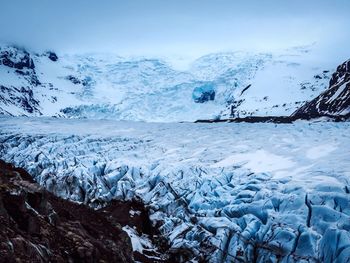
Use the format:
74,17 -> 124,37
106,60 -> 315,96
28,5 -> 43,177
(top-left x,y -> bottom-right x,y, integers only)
0,46 -> 42,116
0,47 -> 35,70
0,160 -> 133,263
66,75 -> 82,85
0,46 -> 40,87
292,59 -> 350,119
46,51 -> 58,62
0,85 -> 41,115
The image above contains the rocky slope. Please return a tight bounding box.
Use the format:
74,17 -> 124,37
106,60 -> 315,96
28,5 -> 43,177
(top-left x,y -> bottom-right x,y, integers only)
0,160 -> 176,263
0,160 -> 132,262
292,59 -> 350,120
198,58 -> 350,123
0,46 -> 42,115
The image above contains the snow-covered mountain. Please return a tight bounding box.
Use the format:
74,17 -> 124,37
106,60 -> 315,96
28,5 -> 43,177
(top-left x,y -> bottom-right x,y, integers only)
293,59 -> 350,119
1,43 -> 350,263
0,45 -> 334,121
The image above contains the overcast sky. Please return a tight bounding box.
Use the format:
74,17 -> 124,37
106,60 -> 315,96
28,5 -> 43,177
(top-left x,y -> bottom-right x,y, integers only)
1,0 -> 349,62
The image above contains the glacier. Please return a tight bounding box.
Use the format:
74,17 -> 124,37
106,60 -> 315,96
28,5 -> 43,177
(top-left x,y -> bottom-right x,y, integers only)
0,116 -> 349,262
0,45 -> 333,121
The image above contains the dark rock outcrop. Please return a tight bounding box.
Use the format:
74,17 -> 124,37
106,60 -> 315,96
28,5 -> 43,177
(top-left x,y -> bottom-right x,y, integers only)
46,51 -> 58,62
292,59 -> 350,120
0,160 -> 133,263
0,85 -> 41,115
0,47 -> 35,70
66,75 -> 82,85
0,46 -> 40,86
0,160 -> 183,262
0,46 -> 43,115
195,115 -> 295,124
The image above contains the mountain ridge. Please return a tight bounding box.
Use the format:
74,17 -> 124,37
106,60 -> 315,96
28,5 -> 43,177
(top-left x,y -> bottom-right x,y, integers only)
292,59 -> 350,119
0,44 -> 343,122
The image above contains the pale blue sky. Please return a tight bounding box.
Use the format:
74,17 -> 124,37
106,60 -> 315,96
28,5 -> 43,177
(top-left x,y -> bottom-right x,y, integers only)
1,0 -> 349,60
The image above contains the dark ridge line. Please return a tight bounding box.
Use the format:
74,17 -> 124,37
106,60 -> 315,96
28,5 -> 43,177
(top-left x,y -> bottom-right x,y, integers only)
195,114 -> 350,124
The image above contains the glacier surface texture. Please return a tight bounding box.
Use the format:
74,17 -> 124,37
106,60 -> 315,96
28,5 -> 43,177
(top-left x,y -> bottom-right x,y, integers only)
0,117 -> 350,262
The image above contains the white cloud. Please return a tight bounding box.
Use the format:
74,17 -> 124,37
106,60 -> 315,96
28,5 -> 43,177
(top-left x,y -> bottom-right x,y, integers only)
0,0 -> 349,62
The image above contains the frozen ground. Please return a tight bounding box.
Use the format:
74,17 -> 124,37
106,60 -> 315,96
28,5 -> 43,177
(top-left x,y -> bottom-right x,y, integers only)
0,117 -> 350,262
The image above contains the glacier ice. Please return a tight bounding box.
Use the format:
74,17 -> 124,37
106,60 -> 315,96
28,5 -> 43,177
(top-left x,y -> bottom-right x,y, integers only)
192,83 -> 216,103
0,45 -> 333,121
0,117 -> 350,262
